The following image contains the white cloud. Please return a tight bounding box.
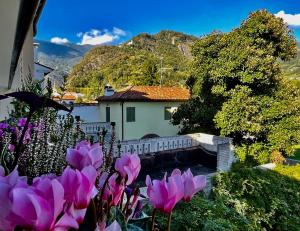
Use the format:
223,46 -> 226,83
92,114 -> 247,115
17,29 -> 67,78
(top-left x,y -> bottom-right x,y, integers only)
77,28 -> 127,45
76,32 -> 83,37
50,37 -> 70,44
113,27 -> 127,36
275,11 -> 300,26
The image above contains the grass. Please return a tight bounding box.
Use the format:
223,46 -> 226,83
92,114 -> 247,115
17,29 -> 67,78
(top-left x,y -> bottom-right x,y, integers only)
274,164 -> 300,181
290,145 -> 300,160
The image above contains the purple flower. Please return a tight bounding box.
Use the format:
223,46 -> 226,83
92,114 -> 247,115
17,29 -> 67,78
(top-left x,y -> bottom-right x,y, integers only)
66,141 -> 103,170
0,122 -> 9,129
8,144 -> 15,152
115,153 -> 141,185
17,118 -> 27,127
0,122 -> 9,138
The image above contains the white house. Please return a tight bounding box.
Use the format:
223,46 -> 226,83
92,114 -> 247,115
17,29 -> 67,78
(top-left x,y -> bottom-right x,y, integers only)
97,86 -> 190,141
34,62 -> 54,81
0,0 -> 46,120
52,92 -> 85,105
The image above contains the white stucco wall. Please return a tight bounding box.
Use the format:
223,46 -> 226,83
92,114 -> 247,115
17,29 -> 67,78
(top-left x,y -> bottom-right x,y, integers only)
99,102 -> 122,139
59,104 -> 100,122
0,24 -> 34,120
99,101 -> 183,141
34,63 -> 52,81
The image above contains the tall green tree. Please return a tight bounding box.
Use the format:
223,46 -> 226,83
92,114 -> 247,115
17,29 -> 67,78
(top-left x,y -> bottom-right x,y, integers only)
173,10 -> 299,163
141,58 -> 159,85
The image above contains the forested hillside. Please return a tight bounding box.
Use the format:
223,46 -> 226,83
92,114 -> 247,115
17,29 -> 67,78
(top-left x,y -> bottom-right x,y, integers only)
66,30 -> 299,97
67,30 -> 197,93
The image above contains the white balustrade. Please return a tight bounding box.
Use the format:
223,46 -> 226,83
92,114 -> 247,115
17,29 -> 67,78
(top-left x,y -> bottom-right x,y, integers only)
80,122 -> 111,135
112,133 -> 232,158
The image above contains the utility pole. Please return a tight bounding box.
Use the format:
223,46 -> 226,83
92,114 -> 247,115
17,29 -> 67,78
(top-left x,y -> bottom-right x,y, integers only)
160,57 -> 163,87
159,57 -> 172,87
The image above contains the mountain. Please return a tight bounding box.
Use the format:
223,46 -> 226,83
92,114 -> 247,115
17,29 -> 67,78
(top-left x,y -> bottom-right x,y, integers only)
35,40 -> 93,86
281,42 -> 300,81
37,32 -> 299,92
67,30 -> 198,94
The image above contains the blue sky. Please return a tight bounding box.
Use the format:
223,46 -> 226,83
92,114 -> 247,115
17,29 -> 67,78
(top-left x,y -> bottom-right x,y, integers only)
37,0 -> 300,45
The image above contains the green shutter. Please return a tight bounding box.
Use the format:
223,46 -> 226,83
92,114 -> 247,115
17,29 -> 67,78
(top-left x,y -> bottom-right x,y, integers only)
126,107 -> 135,122
164,107 -> 172,120
106,107 -> 110,122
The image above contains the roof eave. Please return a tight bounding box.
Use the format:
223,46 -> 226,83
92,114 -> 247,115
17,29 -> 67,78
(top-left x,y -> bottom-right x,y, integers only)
97,98 -> 189,103
8,0 -> 45,89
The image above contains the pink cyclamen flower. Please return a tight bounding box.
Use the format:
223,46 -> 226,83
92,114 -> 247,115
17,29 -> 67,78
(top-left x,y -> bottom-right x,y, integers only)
146,173 -> 184,213
9,179 -> 74,231
60,166 -> 98,208
105,220 -> 122,231
59,166 -> 98,223
98,172 -> 125,206
66,141 -> 103,170
0,168 -> 78,231
0,165 -> 5,176
0,167 -> 28,230
115,153 -> 141,185
96,220 -> 122,231
181,168 -> 206,201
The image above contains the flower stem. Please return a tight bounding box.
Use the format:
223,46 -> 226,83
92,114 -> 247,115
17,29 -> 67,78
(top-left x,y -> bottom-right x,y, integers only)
167,212 -> 172,231
99,171 -> 115,221
151,209 -> 157,231
13,109 -> 34,169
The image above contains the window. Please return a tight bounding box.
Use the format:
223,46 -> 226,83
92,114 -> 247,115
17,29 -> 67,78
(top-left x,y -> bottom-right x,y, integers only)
106,107 -> 110,122
126,107 -> 135,122
164,107 -> 172,120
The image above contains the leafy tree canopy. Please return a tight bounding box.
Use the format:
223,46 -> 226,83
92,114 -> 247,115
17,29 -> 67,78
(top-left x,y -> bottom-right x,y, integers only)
173,10 -> 299,163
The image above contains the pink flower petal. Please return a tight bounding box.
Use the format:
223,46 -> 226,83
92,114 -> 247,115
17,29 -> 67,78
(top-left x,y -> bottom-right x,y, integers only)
55,213 -> 79,230
194,175 -> 206,192
0,166 -> 5,176
105,220 -> 122,231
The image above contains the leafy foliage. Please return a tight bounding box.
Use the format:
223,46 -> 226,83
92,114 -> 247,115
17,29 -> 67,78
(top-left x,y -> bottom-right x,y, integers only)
213,165 -> 300,231
172,10 -> 300,163
153,194 -> 255,231
154,164 -> 300,231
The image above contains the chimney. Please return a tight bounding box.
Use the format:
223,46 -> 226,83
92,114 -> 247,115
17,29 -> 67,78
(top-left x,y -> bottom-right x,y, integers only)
33,42 -> 40,62
104,85 -> 114,96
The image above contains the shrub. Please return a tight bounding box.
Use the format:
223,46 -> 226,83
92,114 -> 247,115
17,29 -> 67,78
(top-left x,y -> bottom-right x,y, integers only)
153,194 -> 255,231
153,164 -> 300,231
213,166 -> 300,231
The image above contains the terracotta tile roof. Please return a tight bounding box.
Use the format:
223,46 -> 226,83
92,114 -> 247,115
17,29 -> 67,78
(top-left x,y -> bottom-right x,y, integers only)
98,86 -> 190,102
62,93 -> 77,100
52,92 -> 78,101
